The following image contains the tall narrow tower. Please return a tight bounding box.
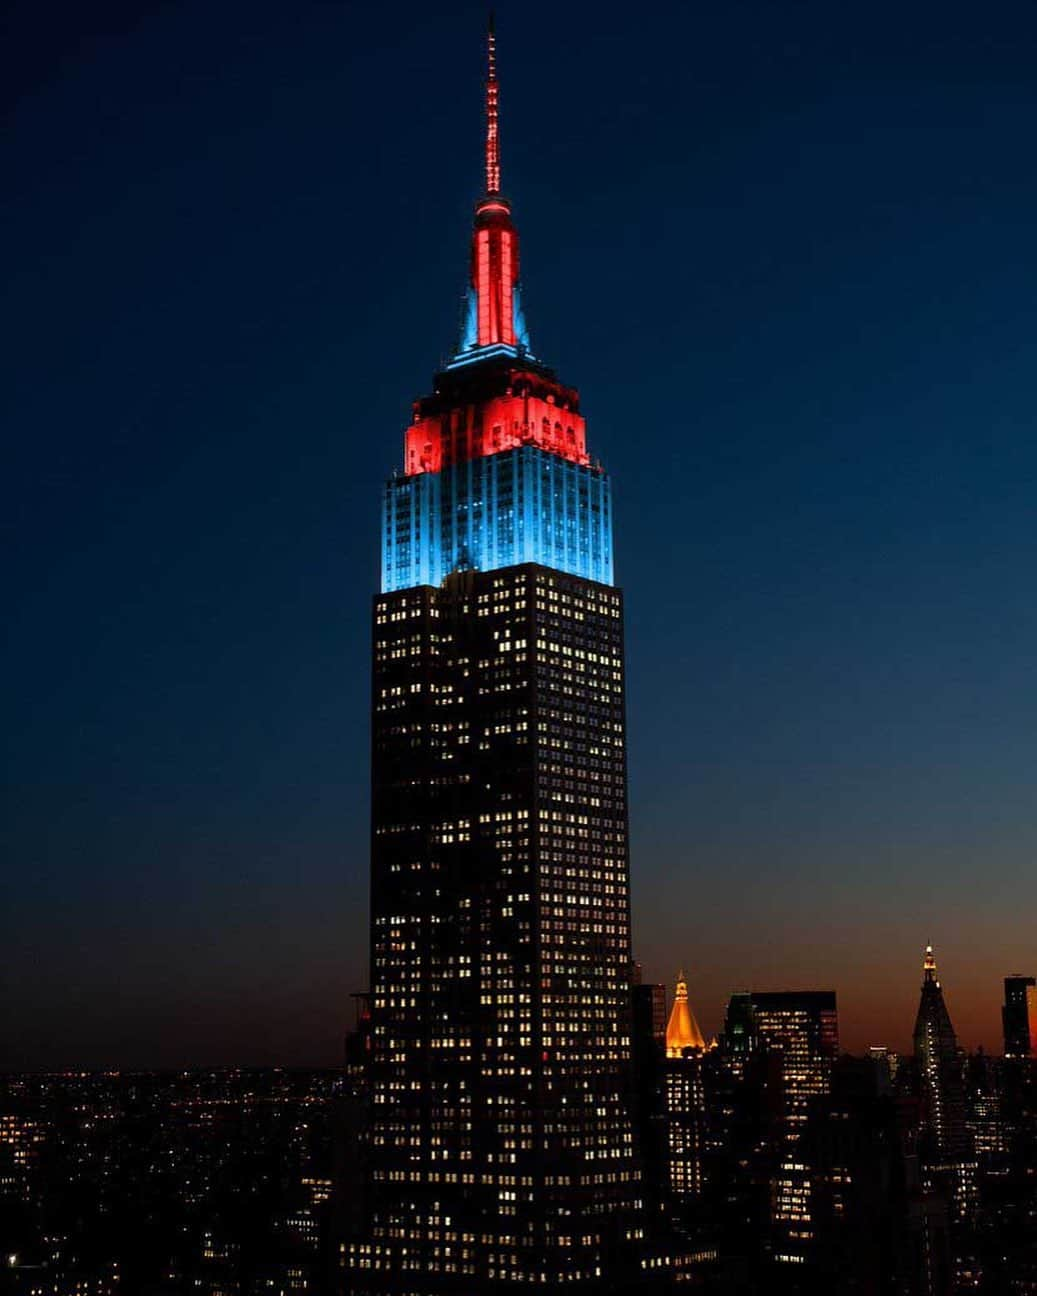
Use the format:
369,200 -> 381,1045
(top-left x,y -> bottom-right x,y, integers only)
913,943 -> 969,1162
350,25 -> 654,1294
663,973 -> 708,1203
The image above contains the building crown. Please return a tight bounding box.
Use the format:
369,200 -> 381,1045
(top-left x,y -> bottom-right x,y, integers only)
666,969 -> 706,1057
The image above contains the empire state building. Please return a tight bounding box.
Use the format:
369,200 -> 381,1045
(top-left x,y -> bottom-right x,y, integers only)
350,25 -> 656,1293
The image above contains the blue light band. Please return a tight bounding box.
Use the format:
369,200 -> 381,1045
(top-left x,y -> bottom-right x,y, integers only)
382,446 -> 613,592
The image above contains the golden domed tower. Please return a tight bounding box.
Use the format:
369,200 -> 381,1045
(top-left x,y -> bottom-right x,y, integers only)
666,970 -> 706,1057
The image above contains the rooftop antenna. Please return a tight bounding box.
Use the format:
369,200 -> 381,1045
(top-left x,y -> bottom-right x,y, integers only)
485,12 -> 501,195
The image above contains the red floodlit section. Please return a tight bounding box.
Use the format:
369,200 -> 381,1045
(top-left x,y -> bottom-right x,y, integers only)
405,416 -> 443,476
404,383 -> 589,476
476,230 -> 492,346
473,206 -> 517,349
499,228 -> 514,345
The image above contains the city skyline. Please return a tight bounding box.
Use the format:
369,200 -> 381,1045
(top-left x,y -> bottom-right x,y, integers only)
6,1 -> 1037,1069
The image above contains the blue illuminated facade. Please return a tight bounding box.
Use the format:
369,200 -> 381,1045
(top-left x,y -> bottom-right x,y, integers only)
451,285 -> 533,367
381,445 -> 613,593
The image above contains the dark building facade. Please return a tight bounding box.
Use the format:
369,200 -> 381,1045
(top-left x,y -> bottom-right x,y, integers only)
749,992 -> 839,1138
631,977 -> 668,1214
911,945 -> 977,1233
348,24 -> 657,1295
913,946 -> 970,1163
746,992 -> 839,1272
1003,975 -> 1037,1060
632,978 -> 667,1060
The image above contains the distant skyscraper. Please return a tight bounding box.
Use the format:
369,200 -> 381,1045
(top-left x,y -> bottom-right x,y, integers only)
722,992 -> 756,1076
913,945 -> 969,1161
745,991 -> 838,1269
749,991 -> 838,1136
663,973 -> 708,1202
1002,975 -> 1037,1059
350,22 -> 663,1293
912,944 -> 976,1223
867,1045 -> 899,1085
965,1051 -> 1005,1160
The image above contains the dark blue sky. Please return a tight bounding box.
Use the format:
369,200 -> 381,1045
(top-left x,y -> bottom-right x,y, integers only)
5,0 -> 1037,1067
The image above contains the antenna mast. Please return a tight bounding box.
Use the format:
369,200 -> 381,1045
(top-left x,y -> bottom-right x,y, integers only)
485,14 -> 500,194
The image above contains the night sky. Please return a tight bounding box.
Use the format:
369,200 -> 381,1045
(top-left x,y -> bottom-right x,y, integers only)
5,0 -> 1037,1068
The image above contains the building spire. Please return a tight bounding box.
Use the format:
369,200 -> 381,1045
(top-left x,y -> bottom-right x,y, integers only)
923,941 -> 938,983
449,14 -> 533,364
485,13 -> 501,196
666,969 -> 706,1057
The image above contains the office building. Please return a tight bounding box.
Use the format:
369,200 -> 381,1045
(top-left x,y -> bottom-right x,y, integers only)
349,22 -> 662,1293
750,991 -> 838,1136
1003,975 -> 1037,1060
663,973 -> 708,1203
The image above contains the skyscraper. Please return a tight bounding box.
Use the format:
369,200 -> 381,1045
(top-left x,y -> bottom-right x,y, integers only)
663,973 -> 708,1203
721,992 -> 756,1076
744,991 -> 838,1270
913,945 -> 969,1162
749,991 -> 838,1137
349,24 -> 660,1293
1002,975 -> 1037,1060
912,944 -> 976,1223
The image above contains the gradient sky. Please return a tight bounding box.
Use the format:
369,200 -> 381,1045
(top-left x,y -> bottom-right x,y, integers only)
5,0 -> 1037,1068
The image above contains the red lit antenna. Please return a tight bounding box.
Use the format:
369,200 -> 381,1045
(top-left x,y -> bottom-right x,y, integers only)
485,13 -> 500,195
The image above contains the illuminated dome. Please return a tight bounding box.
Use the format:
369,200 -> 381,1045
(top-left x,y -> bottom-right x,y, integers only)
665,970 -> 706,1057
